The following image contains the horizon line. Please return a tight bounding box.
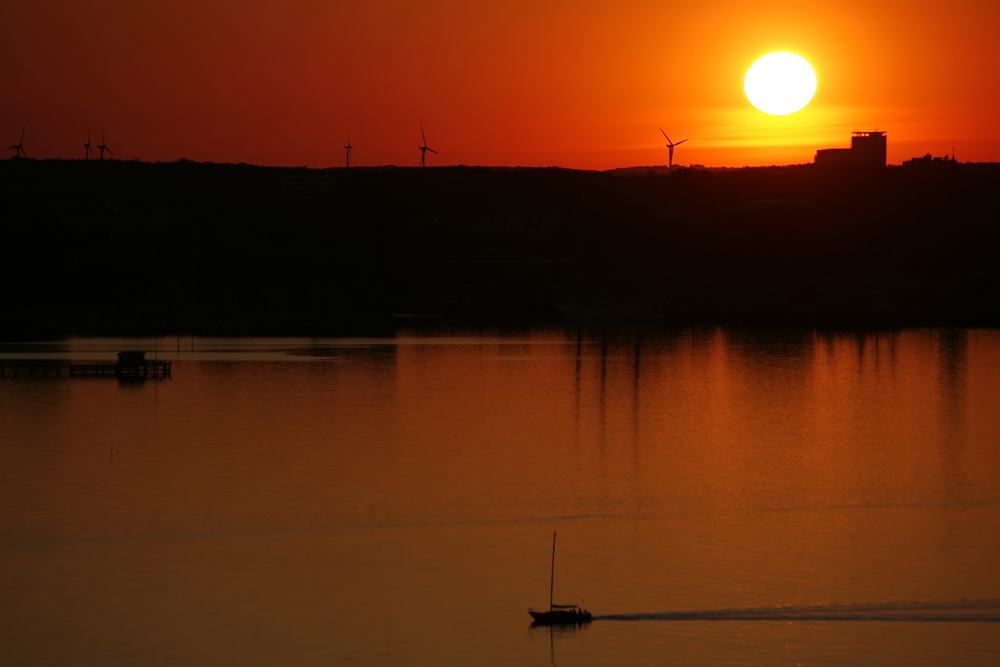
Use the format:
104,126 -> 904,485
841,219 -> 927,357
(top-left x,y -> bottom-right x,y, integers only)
5,156 -> 985,171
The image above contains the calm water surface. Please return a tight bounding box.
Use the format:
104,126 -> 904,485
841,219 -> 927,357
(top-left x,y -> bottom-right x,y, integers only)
1,328 -> 999,666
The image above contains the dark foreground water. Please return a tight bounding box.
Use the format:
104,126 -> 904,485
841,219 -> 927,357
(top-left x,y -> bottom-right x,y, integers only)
1,328 -> 999,666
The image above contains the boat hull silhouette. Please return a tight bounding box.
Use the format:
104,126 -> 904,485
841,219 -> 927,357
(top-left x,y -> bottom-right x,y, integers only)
528,608 -> 593,625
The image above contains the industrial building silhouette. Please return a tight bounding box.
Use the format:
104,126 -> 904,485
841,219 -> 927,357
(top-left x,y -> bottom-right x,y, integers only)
815,131 -> 887,168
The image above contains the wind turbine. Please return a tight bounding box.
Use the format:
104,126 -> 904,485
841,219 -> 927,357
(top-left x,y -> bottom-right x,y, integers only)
660,129 -> 688,168
345,138 -> 353,167
418,126 -> 438,167
98,127 -> 112,160
8,127 -> 26,158
84,128 -> 93,160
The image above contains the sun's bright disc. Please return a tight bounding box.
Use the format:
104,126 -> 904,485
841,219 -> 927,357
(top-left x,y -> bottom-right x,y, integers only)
744,52 -> 817,116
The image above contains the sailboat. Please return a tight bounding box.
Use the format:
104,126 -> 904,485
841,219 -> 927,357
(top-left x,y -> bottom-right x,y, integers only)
528,532 -> 592,625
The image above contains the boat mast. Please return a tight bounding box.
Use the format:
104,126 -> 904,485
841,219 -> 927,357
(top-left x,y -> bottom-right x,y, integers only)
550,531 -> 556,612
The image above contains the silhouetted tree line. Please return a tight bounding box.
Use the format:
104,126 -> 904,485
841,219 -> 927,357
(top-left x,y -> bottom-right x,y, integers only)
1,158 -> 998,335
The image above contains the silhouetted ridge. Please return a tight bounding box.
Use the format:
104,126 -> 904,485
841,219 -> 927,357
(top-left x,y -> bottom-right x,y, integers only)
1,158 -> 999,335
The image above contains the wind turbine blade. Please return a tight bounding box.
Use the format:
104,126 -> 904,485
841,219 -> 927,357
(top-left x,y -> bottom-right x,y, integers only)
427,148 -> 438,154
660,128 -> 668,140
106,147 -> 113,154
20,127 -> 26,143
675,138 -> 689,146
421,126 -> 427,144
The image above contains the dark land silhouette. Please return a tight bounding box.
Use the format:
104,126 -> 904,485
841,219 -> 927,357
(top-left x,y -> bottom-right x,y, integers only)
1,157 -> 998,335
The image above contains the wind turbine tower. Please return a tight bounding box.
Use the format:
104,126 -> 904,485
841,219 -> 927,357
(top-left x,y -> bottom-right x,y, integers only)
660,129 -> 688,168
98,127 -> 113,160
8,127 -> 26,158
345,138 -> 353,168
84,128 -> 93,160
418,126 -> 438,167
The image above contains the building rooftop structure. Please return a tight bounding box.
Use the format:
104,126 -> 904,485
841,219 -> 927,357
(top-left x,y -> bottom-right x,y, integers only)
815,131 -> 886,169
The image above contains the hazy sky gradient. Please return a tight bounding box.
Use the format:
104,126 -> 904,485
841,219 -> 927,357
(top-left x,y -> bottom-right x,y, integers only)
2,0 -> 998,168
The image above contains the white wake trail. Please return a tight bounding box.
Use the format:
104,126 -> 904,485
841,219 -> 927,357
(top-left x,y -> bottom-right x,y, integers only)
595,599 -> 1000,623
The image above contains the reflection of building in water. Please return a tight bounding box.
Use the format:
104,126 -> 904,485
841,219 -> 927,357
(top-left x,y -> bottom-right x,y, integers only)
935,329 -> 969,513
814,131 -> 887,168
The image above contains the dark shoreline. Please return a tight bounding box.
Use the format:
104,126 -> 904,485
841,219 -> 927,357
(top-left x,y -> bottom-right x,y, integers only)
2,158 -> 998,336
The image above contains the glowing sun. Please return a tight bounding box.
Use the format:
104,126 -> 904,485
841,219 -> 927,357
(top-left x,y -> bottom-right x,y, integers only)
744,52 -> 817,116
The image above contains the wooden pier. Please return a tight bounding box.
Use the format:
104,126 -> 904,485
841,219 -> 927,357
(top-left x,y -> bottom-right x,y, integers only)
0,352 -> 171,379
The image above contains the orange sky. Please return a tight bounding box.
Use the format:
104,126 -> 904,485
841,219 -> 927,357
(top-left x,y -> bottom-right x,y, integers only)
2,0 -> 999,168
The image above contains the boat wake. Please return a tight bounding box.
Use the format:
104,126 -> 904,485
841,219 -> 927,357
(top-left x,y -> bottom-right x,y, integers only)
595,599 -> 1000,622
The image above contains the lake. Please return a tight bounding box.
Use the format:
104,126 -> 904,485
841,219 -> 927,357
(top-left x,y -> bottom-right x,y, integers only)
1,328 -> 999,665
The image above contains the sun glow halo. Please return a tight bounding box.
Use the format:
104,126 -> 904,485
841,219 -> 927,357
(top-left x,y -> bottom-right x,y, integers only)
744,52 -> 817,116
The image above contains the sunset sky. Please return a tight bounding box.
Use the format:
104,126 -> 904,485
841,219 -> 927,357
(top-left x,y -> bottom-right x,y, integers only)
2,0 -> 998,169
